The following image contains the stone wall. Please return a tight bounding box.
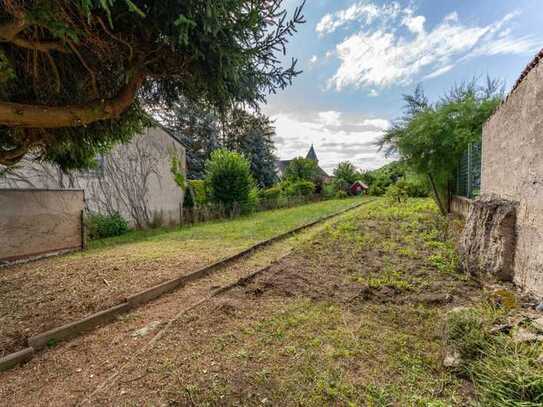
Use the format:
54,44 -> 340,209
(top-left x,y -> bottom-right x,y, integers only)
0,189 -> 84,263
482,59 -> 543,297
0,127 -> 185,229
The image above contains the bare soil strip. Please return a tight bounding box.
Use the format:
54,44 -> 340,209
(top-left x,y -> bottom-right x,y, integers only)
0,199 -> 365,357
0,206 -> 356,406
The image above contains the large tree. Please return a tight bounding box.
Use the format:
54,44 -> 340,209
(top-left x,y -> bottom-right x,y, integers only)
379,80 -> 502,214
223,108 -> 277,188
0,0 -> 304,168
155,98 -> 220,179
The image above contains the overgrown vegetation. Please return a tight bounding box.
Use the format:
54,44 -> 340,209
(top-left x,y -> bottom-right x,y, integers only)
132,198 -> 479,406
86,212 -> 129,239
379,80 -> 503,214
447,306 -> 543,406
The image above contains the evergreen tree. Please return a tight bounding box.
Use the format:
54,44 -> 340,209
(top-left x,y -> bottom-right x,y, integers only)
223,109 -> 277,188
0,1 -> 305,168
156,99 -> 220,179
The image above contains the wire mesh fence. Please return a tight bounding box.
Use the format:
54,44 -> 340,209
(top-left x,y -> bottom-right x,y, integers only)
455,142 -> 481,199
179,194 -> 323,226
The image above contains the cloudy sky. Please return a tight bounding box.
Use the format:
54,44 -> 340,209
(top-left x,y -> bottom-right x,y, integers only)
263,0 -> 543,173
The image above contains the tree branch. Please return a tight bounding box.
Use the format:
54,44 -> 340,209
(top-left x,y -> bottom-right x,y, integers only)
0,18 -> 68,53
0,72 -> 145,128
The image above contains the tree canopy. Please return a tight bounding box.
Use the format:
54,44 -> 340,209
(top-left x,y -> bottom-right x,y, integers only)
0,0 -> 305,168
379,80 -> 502,214
223,108 -> 277,188
283,157 -> 317,181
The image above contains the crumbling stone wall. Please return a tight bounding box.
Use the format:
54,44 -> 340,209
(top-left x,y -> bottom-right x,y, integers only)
482,57 -> 543,297
459,197 -> 517,282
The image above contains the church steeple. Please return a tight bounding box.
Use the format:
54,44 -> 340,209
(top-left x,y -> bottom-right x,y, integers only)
306,144 -> 318,162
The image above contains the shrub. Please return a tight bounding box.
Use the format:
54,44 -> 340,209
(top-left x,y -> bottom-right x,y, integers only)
86,212 -> 129,239
321,182 -> 336,199
367,183 -> 386,196
205,149 -> 255,213
243,187 -> 260,213
261,186 -> 282,201
335,190 -> 348,199
334,178 -> 351,195
188,179 -> 208,206
284,180 -> 315,197
283,157 -> 318,181
385,182 -> 409,204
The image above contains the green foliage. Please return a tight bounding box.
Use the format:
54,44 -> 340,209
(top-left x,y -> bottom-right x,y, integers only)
380,80 -> 502,213
86,212 -> 129,239
223,109 -> 278,188
1,1 -> 304,168
188,180 -> 208,206
335,190 -> 349,199
284,180 -> 315,197
321,182 -> 336,199
244,187 -> 260,213
261,186 -> 282,201
446,307 -> 543,406
205,149 -> 254,212
385,182 -> 409,205
170,155 -> 185,190
283,158 -> 318,181
333,161 -> 360,189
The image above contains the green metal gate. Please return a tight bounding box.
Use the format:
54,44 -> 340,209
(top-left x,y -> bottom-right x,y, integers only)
455,142 -> 481,199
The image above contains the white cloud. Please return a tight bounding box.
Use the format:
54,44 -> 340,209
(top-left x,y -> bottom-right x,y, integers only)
272,112 -> 392,172
318,111 -> 342,126
368,89 -> 379,97
316,2 -> 388,36
309,55 -> 318,64
361,118 -> 391,130
424,64 -> 455,80
402,14 -> 426,35
323,4 -> 539,90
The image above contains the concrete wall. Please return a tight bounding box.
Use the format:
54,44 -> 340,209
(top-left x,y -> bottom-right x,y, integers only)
0,127 -> 185,229
482,60 -> 543,297
0,190 -> 84,263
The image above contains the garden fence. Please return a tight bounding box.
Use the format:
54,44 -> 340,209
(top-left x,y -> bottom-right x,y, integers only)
179,194 -> 322,226
455,142 -> 481,199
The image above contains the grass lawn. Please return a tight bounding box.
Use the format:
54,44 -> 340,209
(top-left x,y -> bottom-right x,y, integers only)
0,197 -> 364,357
130,198 -> 482,406
2,198 -> 539,406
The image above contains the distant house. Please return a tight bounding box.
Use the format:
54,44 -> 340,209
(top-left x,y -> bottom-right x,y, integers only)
0,126 -> 186,229
350,181 -> 368,196
275,145 -> 329,180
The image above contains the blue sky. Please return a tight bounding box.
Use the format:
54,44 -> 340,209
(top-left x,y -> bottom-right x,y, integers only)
263,0 -> 543,172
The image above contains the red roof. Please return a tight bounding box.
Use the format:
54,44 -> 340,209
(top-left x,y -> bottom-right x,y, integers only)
351,181 -> 368,189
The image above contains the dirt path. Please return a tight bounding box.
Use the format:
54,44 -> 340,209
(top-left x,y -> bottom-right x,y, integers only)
0,199 -> 482,406
0,208 -> 349,406
0,198 -> 361,356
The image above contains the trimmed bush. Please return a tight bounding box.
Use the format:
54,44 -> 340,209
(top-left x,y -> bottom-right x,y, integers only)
205,149 -> 255,213
86,212 -> 129,239
284,180 -> 315,197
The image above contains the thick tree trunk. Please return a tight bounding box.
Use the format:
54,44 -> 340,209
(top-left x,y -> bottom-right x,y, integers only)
0,72 -> 144,128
